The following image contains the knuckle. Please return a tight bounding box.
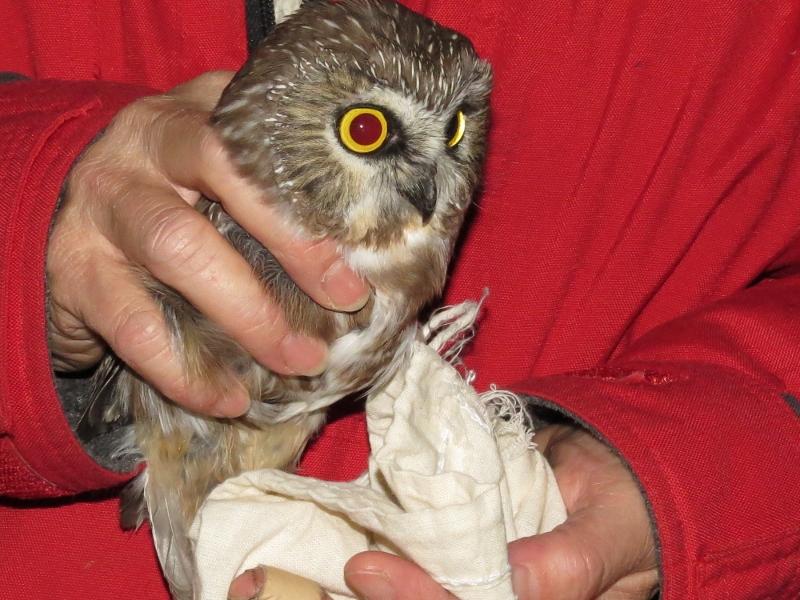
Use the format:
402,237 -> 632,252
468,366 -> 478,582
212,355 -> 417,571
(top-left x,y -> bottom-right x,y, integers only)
140,206 -> 213,272
110,305 -> 167,356
111,96 -> 171,150
66,129 -> 137,206
147,107 -> 196,157
236,300 -> 285,341
123,95 -> 205,162
68,160 -> 130,212
65,113 -> 155,211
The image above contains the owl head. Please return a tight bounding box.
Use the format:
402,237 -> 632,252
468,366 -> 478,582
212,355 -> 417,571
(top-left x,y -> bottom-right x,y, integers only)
214,0 -> 491,302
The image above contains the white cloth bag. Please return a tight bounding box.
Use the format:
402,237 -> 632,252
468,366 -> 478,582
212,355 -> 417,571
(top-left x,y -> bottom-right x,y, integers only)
190,305 -> 566,599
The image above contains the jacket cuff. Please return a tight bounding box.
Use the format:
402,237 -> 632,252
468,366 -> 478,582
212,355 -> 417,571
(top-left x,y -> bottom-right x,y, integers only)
516,361 -> 800,599
0,80 -> 153,496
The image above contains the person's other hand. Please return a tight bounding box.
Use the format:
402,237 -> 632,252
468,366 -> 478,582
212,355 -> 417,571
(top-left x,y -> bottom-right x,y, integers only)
343,423 -> 659,599
47,71 -> 369,418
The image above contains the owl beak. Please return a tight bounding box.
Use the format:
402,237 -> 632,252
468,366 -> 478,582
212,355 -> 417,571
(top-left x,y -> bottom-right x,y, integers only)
401,173 -> 437,224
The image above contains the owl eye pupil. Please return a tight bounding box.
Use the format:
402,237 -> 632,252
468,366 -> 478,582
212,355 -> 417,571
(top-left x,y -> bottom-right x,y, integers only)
349,113 -> 383,146
338,106 -> 389,154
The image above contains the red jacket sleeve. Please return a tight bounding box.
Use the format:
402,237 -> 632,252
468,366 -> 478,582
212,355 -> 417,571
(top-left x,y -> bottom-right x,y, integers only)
518,268 -> 800,599
400,2 -> 800,597
0,79 -> 154,497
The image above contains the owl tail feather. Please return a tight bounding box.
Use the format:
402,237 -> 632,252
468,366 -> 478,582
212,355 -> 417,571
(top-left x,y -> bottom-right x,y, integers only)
142,468 -> 195,600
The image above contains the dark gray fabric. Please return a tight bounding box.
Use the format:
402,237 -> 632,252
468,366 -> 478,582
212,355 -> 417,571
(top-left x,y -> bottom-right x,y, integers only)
55,373 -> 136,472
783,392 -> 800,417
245,0 -> 275,53
0,72 -> 28,83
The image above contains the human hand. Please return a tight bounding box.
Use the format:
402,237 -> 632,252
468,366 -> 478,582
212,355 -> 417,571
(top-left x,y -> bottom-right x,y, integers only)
343,423 -> 659,599
47,71 -> 369,418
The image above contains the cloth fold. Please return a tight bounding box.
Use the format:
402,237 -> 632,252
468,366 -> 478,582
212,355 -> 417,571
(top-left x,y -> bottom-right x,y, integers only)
190,304 -> 566,599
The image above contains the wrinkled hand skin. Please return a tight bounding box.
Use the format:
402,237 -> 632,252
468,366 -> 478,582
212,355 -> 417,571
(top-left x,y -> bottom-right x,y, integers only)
339,424 -> 659,600
47,71 -> 369,418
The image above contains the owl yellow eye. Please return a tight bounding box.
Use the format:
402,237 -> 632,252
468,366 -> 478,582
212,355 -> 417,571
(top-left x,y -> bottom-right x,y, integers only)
338,107 -> 389,154
445,110 -> 466,148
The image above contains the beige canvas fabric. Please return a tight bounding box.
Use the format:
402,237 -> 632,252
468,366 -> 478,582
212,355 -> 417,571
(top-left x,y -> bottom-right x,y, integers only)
189,304 -> 566,599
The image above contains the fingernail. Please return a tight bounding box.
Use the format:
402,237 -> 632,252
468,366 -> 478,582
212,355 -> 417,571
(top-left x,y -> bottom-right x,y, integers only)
228,567 -> 265,600
280,333 -> 328,376
321,259 -> 370,312
511,565 -> 532,598
348,569 -> 396,600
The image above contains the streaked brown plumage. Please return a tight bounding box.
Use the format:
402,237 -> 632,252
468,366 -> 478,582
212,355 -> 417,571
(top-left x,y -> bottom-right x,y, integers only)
86,1 -> 491,597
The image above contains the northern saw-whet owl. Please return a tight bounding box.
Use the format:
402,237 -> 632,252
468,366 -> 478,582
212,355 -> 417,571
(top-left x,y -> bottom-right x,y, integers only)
85,0 -> 491,597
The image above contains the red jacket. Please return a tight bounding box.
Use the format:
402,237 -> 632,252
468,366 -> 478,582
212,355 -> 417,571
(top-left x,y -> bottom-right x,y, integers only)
1,1 -> 799,598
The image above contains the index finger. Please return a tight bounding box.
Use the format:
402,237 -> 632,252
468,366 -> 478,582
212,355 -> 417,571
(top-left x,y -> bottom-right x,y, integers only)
97,181 -> 328,376
153,114 -> 370,312
77,257 -> 250,417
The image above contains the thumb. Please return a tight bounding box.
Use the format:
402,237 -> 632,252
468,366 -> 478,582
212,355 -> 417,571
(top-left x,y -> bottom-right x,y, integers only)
508,509 -> 651,600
